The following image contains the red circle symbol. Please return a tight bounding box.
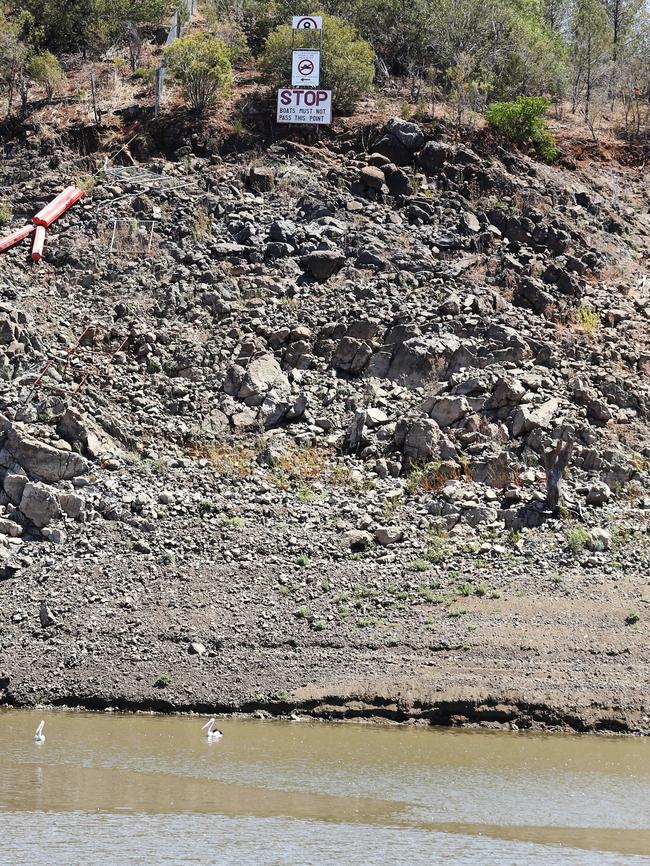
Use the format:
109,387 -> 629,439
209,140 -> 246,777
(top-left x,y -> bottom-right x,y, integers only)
298,59 -> 314,76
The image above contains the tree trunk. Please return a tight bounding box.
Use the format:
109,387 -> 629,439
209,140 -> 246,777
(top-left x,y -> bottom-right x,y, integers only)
543,439 -> 574,512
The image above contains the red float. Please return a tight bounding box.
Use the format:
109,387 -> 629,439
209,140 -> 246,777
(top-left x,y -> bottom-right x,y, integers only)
33,185 -> 85,228
0,224 -> 35,254
31,225 -> 46,261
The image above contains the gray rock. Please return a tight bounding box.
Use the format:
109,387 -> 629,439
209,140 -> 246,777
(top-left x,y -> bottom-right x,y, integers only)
586,482 -> 611,506
39,602 -> 57,627
19,482 -> 61,528
428,395 -> 470,428
461,211 -> 480,233
344,529 -> 372,550
385,117 -> 425,151
359,165 -> 385,190
5,427 -> 90,483
416,141 -> 451,172
248,165 -> 275,192
511,399 -> 559,437
586,528 -> 611,552
3,472 -> 26,505
396,417 -> 440,463
332,337 -> 373,374
0,517 -> 22,537
189,642 -> 206,655
587,398 -> 612,422
300,250 -> 345,282
59,492 -> 85,520
374,526 -> 404,546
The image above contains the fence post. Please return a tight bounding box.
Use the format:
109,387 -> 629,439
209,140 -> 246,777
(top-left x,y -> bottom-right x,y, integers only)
154,63 -> 164,116
90,71 -> 99,124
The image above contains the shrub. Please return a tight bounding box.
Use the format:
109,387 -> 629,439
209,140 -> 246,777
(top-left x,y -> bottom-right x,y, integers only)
0,201 -> 12,228
565,526 -> 589,554
625,611 -> 640,625
165,33 -> 232,115
486,96 -> 558,162
259,14 -> 374,114
28,51 -> 63,100
575,305 -> 600,336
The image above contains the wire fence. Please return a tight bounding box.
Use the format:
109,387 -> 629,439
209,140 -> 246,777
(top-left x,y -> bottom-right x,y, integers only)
154,0 -> 198,116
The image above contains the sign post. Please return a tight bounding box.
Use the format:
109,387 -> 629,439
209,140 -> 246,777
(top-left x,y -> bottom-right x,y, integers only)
277,14 -> 330,126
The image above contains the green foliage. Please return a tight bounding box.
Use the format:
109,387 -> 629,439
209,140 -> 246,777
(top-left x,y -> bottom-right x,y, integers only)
486,96 -> 558,161
27,50 -> 62,99
575,305 -> 600,335
0,201 -> 12,227
259,13 -> 374,114
165,33 -> 232,114
153,673 -> 171,688
8,0 -> 166,52
625,611 -> 640,625
565,526 -> 589,553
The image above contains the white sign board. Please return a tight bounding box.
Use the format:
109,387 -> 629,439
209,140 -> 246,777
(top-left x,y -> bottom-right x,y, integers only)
292,15 -> 323,29
292,49 -> 320,87
277,89 -> 332,124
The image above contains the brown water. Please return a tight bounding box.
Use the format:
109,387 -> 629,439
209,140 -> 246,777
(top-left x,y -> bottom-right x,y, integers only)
1,709 -> 649,865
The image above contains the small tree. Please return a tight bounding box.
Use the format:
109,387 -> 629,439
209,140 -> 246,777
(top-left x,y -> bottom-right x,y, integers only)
164,33 -> 232,115
28,51 -> 63,100
259,14 -> 374,114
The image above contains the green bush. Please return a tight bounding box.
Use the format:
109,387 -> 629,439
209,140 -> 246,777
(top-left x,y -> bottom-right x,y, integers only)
259,13 -> 374,115
0,201 -> 11,228
485,96 -> 558,162
165,33 -> 232,115
28,51 -> 63,100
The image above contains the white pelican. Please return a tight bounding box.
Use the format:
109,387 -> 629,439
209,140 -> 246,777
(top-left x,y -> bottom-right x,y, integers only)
33,720 -> 45,743
201,718 -> 223,741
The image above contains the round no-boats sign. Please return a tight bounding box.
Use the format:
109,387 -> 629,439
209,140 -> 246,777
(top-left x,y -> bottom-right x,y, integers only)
277,89 -> 332,125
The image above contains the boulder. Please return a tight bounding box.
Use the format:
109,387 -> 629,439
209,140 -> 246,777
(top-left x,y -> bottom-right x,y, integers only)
300,250 -> 345,282
19,481 -> 60,529
586,482 -> 611,506
359,165 -> 385,190
331,337 -> 373,374
375,526 -> 404,546
395,417 -> 440,463
586,528 -> 611,552
248,165 -> 275,192
416,141 -> 451,173
374,118 -> 424,166
384,167 -> 411,197
344,529 -> 372,551
428,395 -> 470,428
0,518 -> 22,537
511,399 -> 559,437
4,427 -> 90,483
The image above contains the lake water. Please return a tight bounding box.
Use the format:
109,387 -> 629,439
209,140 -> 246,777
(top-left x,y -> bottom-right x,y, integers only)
0,709 -> 649,865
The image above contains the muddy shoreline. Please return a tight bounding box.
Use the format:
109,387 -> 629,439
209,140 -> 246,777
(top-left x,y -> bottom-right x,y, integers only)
2,679 -> 648,736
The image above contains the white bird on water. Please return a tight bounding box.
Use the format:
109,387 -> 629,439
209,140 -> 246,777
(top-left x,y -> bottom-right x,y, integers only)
33,720 -> 45,743
202,718 -> 223,741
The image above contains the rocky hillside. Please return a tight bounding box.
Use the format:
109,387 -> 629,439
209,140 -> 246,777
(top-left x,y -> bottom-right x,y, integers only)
0,115 -> 649,732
